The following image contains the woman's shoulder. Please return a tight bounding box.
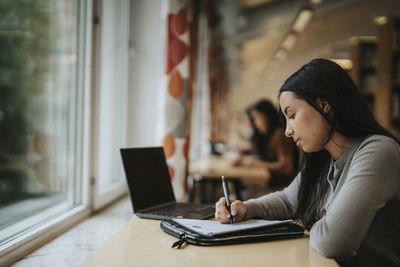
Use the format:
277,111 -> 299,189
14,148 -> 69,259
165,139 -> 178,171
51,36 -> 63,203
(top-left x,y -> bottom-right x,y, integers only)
347,135 -> 400,195
359,134 -> 399,149
355,134 -> 400,159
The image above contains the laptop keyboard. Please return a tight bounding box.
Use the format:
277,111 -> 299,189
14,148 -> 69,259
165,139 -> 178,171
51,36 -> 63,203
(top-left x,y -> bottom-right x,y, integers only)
148,203 -> 214,217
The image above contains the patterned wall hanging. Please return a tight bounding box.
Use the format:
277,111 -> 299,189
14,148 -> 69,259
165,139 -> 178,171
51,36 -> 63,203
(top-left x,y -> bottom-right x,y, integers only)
163,0 -> 191,201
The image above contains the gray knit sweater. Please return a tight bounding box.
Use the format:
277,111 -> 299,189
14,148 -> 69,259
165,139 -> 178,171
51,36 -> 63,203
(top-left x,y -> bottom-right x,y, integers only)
243,135 -> 400,266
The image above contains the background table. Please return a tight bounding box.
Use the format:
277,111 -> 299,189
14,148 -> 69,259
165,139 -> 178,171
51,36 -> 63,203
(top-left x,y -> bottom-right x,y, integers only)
189,155 -> 270,180
188,155 -> 271,202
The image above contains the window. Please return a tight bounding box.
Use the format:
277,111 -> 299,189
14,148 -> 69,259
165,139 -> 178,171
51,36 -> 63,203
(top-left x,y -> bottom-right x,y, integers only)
0,0 -> 92,264
0,0 -> 130,264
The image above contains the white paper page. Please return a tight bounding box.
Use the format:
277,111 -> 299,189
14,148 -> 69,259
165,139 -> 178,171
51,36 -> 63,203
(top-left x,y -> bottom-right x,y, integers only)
172,218 -> 292,237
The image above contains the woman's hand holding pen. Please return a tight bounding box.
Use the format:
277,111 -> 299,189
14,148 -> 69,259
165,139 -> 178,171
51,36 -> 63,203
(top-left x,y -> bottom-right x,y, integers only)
215,197 -> 247,223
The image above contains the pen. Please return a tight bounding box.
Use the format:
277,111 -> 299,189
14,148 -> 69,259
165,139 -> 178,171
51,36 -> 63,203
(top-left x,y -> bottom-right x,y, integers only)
221,176 -> 233,224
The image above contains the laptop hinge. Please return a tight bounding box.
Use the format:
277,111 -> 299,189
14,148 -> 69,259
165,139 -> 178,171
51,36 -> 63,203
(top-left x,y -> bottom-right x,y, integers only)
136,201 -> 176,213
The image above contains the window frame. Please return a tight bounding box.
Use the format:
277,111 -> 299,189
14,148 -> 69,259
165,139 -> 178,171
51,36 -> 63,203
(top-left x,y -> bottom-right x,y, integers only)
90,0 -> 130,210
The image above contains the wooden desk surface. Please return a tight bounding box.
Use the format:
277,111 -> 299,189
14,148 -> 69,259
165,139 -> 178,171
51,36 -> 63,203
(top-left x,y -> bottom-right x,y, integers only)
81,216 -> 338,267
189,155 -> 270,181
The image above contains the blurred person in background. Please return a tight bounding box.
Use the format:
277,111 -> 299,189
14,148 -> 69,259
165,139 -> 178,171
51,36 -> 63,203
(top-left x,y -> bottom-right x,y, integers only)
235,99 -> 298,188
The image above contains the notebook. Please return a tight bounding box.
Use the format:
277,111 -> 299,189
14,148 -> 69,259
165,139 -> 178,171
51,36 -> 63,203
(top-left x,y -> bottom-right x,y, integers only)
120,147 -> 215,220
172,218 -> 293,236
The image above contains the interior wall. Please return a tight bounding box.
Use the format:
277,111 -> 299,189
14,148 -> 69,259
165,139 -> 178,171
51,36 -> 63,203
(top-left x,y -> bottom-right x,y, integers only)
127,0 -> 167,147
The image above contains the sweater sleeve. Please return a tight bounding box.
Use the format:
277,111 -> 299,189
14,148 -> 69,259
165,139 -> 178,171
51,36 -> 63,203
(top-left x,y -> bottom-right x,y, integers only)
243,172 -> 300,220
309,136 -> 400,259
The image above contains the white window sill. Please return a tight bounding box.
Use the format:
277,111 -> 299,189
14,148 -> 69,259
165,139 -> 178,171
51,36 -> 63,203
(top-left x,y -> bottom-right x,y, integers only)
11,196 -> 132,267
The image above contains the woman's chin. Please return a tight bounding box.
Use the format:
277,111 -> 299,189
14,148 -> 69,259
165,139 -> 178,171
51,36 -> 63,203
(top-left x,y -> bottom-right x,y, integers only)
299,143 -> 313,153
302,146 -> 323,153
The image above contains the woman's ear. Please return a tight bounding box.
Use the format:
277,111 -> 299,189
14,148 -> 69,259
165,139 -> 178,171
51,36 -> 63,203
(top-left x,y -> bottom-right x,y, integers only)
316,99 -> 331,114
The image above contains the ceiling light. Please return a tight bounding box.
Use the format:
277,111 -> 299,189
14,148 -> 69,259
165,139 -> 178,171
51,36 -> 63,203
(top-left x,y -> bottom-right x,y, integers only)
374,16 -> 388,26
274,49 -> 287,62
310,0 -> 322,5
281,33 -> 297,50
329,59 -> 353,70
292,9 -> 313,33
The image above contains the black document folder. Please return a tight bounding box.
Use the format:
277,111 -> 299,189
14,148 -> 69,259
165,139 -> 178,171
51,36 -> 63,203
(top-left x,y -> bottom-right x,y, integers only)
160,220 -> 304,249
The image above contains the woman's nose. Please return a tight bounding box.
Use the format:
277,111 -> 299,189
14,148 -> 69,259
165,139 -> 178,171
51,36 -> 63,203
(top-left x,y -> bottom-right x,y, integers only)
285,125 -> 293,137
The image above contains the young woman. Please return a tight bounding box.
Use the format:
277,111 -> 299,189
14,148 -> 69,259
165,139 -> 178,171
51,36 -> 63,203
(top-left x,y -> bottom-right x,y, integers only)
235,99 -> 297,187
215,59 -> 400,266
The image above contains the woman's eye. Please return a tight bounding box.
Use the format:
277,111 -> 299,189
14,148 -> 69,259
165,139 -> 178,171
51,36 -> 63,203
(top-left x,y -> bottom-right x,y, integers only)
289,114 -> 295,119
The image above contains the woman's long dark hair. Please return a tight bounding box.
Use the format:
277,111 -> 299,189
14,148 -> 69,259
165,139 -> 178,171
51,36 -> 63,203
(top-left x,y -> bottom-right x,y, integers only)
279,58 -> 398,230
247,99 -> 282,160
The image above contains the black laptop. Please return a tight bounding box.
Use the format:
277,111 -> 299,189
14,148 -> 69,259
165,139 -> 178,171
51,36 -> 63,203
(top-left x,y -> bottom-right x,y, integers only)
120,147 -> 215,220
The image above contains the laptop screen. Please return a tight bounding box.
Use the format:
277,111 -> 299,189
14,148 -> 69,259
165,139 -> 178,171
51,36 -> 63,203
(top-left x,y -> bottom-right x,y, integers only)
120,147 -> 176,211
